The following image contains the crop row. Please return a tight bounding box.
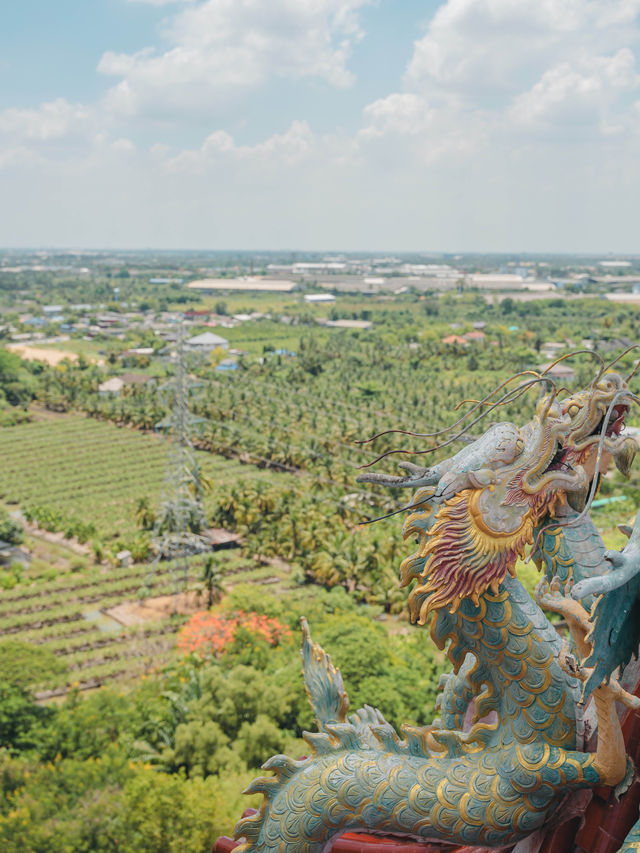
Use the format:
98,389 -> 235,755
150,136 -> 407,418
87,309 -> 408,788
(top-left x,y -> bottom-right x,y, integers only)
0,415 -> 281,541
0,575 -> 198,634
0,566 -> 186,619
59,633 -> 175,676
51,622 -> 178,657
1,562 -> 172,605
35,654 -> 160,697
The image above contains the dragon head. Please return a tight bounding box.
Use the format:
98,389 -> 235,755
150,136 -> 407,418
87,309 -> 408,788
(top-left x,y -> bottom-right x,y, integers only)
400,397 -> 588,622
559,371 -> 636,480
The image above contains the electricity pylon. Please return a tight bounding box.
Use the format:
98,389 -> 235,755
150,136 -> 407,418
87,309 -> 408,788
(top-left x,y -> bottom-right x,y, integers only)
146,323 -> 210,594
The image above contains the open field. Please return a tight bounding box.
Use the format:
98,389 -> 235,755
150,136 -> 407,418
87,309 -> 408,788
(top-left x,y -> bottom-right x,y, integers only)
0,413 -> 301,694
28,338 -> 110,360
6,343 -> 80,365
218,320 -> 331,354
172,291 -> 304,315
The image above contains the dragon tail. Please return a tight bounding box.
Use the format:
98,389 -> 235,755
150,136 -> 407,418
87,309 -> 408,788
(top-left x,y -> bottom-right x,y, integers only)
300,616 -> 349,727
234,709 -> 443,853
233,621 -> 495,853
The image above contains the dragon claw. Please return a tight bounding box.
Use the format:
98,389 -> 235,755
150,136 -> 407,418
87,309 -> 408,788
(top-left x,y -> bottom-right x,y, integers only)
558,646 -> 584,680
536,576 -> 590,634
604,549 -> 626,569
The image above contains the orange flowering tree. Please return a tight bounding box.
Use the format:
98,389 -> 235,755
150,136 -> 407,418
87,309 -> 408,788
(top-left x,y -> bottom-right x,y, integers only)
177,610 -> 292,660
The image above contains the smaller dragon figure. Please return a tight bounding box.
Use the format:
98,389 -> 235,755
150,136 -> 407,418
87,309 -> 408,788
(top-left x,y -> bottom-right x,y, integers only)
233,383 -> 640,853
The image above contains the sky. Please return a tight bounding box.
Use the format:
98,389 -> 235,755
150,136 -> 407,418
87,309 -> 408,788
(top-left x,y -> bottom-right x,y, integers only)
1,0 -> 640,252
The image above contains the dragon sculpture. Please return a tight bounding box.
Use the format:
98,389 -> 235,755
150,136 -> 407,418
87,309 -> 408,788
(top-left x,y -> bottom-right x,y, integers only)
232,361 -> 640,852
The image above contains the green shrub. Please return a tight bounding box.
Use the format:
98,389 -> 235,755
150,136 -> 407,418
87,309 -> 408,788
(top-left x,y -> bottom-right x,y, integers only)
0,507 -> 23,545
0,640 -> 67,691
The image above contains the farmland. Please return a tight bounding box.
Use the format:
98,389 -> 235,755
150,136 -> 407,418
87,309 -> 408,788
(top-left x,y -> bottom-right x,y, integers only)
2,297 -> 639,702
0,414 -> 297,696
3,260 -> 640,849
0,414 -> 288,542
1,329 -> 635,701
0,536 -> 291,697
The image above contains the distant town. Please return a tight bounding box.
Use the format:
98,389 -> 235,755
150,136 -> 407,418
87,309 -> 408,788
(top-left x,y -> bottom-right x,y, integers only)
1,249 -> 640,368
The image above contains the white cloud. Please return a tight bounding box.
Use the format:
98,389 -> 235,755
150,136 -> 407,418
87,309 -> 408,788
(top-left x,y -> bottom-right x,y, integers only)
360,93 -> 433,138
110,137 -> 137,153
159,120 -> 316,172
4,0 -> 640,252
99,0 -> 372,119
510,49 -> 640,128
0,147 -> 44,170
0,99 -> 90,141
405,0 -> 640,105
351,0 -> 640,155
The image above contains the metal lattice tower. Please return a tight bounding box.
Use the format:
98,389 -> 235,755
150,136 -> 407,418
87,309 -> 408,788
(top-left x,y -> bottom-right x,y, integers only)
147,324 -> 210,592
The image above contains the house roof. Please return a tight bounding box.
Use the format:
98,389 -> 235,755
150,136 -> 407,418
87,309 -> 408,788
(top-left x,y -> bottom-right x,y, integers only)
186,332 -> 229,347
442,334 -> 468,345
538,362 -> 577,378
187,277 -> 297,292
120,373 -> 152,385
325,319 -> 372,329
98,377 -> 124,392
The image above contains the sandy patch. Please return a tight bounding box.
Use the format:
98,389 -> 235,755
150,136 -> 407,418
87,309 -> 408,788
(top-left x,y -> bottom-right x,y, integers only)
105,590 -> 206,626
7,344 -> 78,366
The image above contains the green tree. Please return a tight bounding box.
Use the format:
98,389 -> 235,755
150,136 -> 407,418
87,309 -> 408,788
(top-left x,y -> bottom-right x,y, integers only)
0,682 -> 53,752
0,507 -> 23,545
0,640 -> 66,692
0,349 -> 36,406
199,554 -> 224,608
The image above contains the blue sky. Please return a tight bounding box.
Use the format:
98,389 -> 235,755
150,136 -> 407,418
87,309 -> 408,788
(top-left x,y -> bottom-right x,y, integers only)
1,0 -> 640,251
1,2 -> 435,130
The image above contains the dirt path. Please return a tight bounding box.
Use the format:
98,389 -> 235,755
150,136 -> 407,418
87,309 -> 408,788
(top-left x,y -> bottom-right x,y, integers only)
22,521 -> 91,557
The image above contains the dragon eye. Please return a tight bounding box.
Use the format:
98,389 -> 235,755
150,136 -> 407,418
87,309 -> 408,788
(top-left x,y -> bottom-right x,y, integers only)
567,404 -> 581,417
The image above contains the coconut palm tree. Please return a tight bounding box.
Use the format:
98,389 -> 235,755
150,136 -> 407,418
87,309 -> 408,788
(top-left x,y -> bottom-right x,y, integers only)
135,496 -> 156,531
199,553 -> 225,608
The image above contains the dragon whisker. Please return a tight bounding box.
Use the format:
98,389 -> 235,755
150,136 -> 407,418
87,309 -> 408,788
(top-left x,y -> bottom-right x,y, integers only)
626,359 -> 640,382
358,377 -> 557,469
540,349 -> 605,380
594,345 -> 640,384
359,497 -> 431,525
452,370 -> 542,410
355,370 -> 541,445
